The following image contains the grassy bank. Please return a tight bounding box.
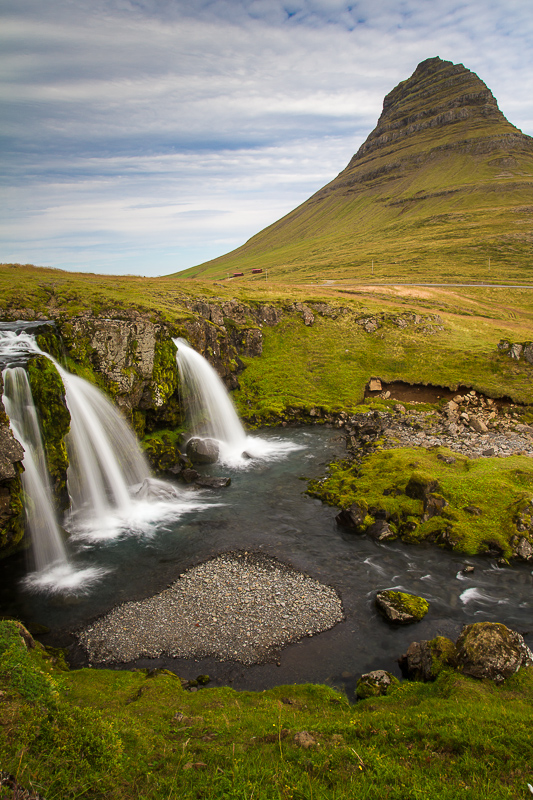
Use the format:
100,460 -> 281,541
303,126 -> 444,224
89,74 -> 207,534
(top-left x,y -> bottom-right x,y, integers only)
308,448 -> 533,557
1,621 -> 533,800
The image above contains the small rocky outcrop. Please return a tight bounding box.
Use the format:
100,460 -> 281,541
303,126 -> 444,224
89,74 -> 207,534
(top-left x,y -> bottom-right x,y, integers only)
356,669 -> 399,699
398,636 -> 456,681
185,437 -> 220,465
375,590 -> 429,625
498,339 -> 533,365
455,622 -> 533,684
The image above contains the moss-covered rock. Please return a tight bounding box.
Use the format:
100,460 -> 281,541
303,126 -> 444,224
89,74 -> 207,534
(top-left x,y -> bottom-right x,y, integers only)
455,622 -> 533,684
398,636 -> 456,681
26,356 -> 70,512
356,669 -> 399,699
375,590 -> 430,625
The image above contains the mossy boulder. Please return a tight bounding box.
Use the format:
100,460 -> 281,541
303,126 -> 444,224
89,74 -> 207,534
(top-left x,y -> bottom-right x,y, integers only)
398,636 -> 456,681
455,622 -> 533,684
27,356 -> 70,512
356,669 -> 399,699
375,590 -> 429,625
0,373 -> 27,556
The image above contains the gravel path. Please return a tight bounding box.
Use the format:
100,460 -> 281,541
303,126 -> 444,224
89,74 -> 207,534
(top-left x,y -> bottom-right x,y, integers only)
76,552 -> 344,666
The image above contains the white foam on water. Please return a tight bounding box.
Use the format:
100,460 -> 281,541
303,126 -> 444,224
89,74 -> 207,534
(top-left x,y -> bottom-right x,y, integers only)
22,561 -> 108,595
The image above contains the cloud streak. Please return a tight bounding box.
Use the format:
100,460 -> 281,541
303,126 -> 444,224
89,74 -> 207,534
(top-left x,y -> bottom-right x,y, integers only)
1,0 -> 532,275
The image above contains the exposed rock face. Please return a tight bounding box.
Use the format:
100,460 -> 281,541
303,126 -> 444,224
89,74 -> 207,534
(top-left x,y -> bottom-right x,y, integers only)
353,57 -> 511,162
455,622 -> 533,684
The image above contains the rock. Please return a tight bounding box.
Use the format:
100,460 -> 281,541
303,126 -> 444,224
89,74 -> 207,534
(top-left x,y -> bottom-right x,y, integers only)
398,636 -> 456,681
195,476 -> 231,489
469,416 -> 488,433
524,343 -> 533,365
365,520 -> 397,541
511,535 -> 533,561
363,319 -> 379,333
437,453 -> 456,464
181,468 -> 200,483
335,503 -> 367,532
444,400 -> 459,415
463,505 -> 482,516
294,731 -> 317,749
367,378 -> 382,392
455,622 -> 533,683
510,343 -> 523,359
462,565 -> 475,574
375,590 -> 429,624
405,475 -> 440,501
424,494 -> 447,518
185,437 -> 220,465
356,669 -> 399,698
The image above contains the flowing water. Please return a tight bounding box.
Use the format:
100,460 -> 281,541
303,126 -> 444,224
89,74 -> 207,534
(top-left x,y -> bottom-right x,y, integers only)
0,426 -> 531,696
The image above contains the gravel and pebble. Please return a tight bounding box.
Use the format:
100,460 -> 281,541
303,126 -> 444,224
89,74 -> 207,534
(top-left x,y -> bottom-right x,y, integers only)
77,552 -> 344,666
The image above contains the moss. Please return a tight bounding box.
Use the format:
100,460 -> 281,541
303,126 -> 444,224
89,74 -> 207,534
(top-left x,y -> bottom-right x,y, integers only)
0,466 -> 25,556
379,590 -> 430,621
308,447 -> 533,557
142,429 -> 185,473
26,356 -> 70,512
426,636 -> 457,678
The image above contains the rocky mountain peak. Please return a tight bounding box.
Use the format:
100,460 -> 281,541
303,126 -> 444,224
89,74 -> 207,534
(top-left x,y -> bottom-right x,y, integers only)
352,56 -> 514,163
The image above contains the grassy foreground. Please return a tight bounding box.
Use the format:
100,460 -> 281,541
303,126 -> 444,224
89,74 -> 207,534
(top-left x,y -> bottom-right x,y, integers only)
1,621 -> 533,800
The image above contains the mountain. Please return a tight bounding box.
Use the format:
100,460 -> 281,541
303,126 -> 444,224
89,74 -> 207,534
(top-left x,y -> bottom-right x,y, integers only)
177,57 -> 533,283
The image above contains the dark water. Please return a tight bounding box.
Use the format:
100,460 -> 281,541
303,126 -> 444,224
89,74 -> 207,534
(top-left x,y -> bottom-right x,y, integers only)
2,427 -> 532,697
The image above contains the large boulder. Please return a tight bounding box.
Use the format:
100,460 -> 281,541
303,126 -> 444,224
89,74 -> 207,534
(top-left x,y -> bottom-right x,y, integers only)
455,622 -> 533,684
398,636 -> 456,681
356,669 -> 399,699
375,590 -> 429,625
185,437 -> 220,465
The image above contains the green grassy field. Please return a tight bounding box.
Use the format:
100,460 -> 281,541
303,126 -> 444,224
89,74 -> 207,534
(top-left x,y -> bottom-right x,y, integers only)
2,621 -> 533,800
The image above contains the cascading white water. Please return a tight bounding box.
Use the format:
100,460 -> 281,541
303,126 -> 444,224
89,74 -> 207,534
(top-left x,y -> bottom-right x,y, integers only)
0,329 -> 206,589
174,337 -> 302,465
1,363 -> 105,592
174,337 -> 248,450
2,367 -> 68,571
52,362 -> 151,519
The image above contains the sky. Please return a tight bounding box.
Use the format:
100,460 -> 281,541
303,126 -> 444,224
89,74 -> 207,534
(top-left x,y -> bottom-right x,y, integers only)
1,0 -> 533,277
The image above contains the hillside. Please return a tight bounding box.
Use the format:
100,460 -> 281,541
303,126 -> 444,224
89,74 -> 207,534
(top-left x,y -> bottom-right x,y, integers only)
177,57 -> 533,284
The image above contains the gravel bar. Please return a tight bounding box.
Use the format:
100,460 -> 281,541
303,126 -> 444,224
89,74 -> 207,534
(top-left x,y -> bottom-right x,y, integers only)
76,552 -> 344,666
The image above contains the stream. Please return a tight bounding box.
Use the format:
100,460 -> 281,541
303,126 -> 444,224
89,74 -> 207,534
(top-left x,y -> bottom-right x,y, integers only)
1,426 -> 532,698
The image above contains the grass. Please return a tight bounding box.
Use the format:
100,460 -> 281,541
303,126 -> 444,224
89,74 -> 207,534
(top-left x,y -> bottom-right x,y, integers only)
2,621 -> 533,800
307,448 -> 533,556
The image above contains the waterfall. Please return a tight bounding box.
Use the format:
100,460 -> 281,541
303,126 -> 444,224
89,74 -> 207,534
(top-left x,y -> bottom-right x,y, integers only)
174,337 -> 302,465
1,365 -> 105,592
2,367 -> 68,571
174,338 -> 248,451
52,362 -> 151,520
0,329 -> 206,591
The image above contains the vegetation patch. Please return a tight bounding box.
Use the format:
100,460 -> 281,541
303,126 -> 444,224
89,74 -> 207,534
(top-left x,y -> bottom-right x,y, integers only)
2,621 -> 533,799
308,447 -> 533,557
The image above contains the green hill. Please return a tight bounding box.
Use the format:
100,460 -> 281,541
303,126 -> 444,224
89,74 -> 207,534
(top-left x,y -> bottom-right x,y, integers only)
177,57 -> 533,284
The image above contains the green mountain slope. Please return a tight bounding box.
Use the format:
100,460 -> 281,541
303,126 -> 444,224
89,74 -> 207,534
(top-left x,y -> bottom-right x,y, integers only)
178,57 -> 533,284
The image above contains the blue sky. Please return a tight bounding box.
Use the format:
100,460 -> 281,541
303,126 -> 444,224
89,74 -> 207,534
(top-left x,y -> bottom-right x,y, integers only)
1,0 -> 532,276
